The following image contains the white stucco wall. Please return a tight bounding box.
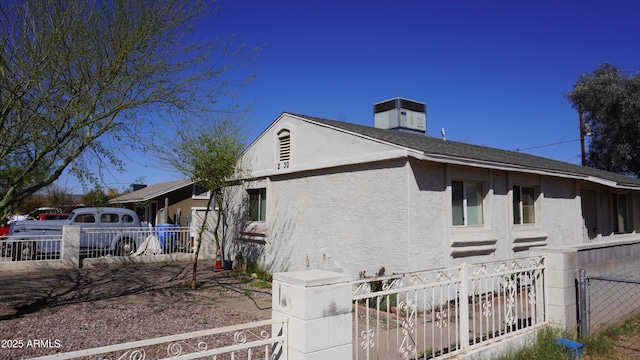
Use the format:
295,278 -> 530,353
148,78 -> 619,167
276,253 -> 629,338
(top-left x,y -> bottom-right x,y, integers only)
540,177 -> 583,246
405,160 -> 448,270
226,158 -> 595,277
268,159 -> 411,275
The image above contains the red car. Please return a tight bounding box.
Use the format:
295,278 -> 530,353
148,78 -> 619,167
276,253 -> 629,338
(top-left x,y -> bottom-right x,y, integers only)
39,213 -> 69,220
0,225 -> 8,256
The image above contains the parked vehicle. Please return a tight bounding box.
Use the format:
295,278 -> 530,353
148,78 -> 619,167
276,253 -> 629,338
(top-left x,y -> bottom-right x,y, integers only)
38,213 -> 70,220
0,225 -> 8,258
6,207 -> 147,261
27,207 -> 63,219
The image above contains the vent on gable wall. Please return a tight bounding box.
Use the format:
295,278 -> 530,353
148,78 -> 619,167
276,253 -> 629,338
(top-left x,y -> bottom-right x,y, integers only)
373,97 -> 427,134
278,129 -> 291,162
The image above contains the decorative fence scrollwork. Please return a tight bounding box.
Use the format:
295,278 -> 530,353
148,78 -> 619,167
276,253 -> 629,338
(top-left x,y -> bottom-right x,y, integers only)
166,340 -> 207,358
352,256 -> 546,359
30,318 -> 288,360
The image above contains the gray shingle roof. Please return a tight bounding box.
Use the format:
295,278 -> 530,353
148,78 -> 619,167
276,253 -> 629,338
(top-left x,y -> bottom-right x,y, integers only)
291,113 -> 640,187
109,179 -> 193,204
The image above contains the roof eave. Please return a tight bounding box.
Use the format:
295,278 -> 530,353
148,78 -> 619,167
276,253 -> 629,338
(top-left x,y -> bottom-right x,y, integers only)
109,180 -> 194,204
418,152 -> 640,189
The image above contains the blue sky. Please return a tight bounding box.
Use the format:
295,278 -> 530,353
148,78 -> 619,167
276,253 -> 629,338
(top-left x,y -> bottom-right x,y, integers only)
58,0 -> 640,192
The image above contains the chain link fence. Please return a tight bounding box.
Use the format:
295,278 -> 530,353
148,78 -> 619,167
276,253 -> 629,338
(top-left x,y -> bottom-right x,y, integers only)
580,269 -> 640,357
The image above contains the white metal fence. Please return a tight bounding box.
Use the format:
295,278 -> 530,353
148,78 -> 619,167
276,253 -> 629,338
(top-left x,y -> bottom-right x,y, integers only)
81,226 -> 193,257
1,235 -> 63,262
1,226 -> 194,262
31,318 -> 288,360
352,257 -> 546,359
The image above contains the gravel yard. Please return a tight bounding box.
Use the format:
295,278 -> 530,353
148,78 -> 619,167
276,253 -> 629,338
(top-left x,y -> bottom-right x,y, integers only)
0,262 -> 272,359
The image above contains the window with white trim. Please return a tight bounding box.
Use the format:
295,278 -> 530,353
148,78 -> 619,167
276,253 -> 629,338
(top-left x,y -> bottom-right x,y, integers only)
248,188 -> 266,222
451,180 -> 484,226
612,193 -> 631,233
192,184 -> 210,199
513,185 -> 536,224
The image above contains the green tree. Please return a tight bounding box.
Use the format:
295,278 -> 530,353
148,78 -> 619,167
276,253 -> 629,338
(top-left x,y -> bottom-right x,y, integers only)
566,63 -> 640,177
0,0 -> 257,218
163,115 -> 246,289
82,188 -> 112,207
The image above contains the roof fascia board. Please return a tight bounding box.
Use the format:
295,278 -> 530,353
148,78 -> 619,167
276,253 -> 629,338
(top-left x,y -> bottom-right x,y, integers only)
418,153 -> 640,189
144,180 -> 195,201
111,180 -> 194,204
250,149 -> 410,178
420,152 -> 588,179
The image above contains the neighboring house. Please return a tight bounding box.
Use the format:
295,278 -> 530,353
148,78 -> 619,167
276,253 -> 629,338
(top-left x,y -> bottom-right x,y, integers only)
224,106 -> 640,277
110,179 -> 212,227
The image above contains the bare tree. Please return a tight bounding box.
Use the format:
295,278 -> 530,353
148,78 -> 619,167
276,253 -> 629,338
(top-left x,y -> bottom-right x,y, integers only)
162,114 -> 247,289
38,184 -> 78,214
0,0 -> 258,217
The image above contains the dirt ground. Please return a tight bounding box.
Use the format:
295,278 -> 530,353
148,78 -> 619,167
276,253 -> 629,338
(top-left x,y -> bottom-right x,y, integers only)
0,261 -> 276,359
0,261 -> 272,321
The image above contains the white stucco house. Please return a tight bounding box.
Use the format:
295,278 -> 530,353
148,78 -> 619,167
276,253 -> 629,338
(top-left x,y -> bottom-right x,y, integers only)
224,104 -> 640,277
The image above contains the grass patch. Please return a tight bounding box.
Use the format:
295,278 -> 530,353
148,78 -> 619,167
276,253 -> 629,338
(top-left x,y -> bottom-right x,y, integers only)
245,261 -> 271,282
578,312 -> 640,359
493,323 -> 636,360
232,261 -> 272,283
494,327 -> 573,360
600,313 -> 640,341
251,281 -> 271,289
580,334 -> 614,358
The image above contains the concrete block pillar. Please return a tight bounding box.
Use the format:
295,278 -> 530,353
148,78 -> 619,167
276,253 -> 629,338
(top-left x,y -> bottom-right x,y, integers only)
272,270 -> 352,359
531,247 -> 579,332
61,225 -> 81,268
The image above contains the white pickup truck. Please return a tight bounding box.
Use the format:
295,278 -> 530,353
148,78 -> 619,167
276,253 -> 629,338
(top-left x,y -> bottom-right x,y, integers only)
6,207 -> 147,261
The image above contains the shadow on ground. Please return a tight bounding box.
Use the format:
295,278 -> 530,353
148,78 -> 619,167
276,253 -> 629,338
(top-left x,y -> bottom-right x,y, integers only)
0,261 -> 270,320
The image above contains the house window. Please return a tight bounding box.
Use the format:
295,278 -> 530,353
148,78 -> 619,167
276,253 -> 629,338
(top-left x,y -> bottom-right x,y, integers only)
248,188 -> 266,222
613,193 -> 630,233
513,185 -> 535,224
452,180 -> 484,226
192,184 -> 210,199
278,130 -> 291,162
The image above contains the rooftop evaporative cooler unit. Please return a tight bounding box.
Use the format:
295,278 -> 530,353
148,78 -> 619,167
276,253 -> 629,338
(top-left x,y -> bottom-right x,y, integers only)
373,97 -> 426,134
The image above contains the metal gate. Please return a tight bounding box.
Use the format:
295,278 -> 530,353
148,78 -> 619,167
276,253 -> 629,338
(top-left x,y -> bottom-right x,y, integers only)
579,269 -> 640,356
352,257 -> 547,359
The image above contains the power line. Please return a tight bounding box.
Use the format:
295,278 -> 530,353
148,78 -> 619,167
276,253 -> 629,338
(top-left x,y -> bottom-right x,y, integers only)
515,138 -> 581,152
